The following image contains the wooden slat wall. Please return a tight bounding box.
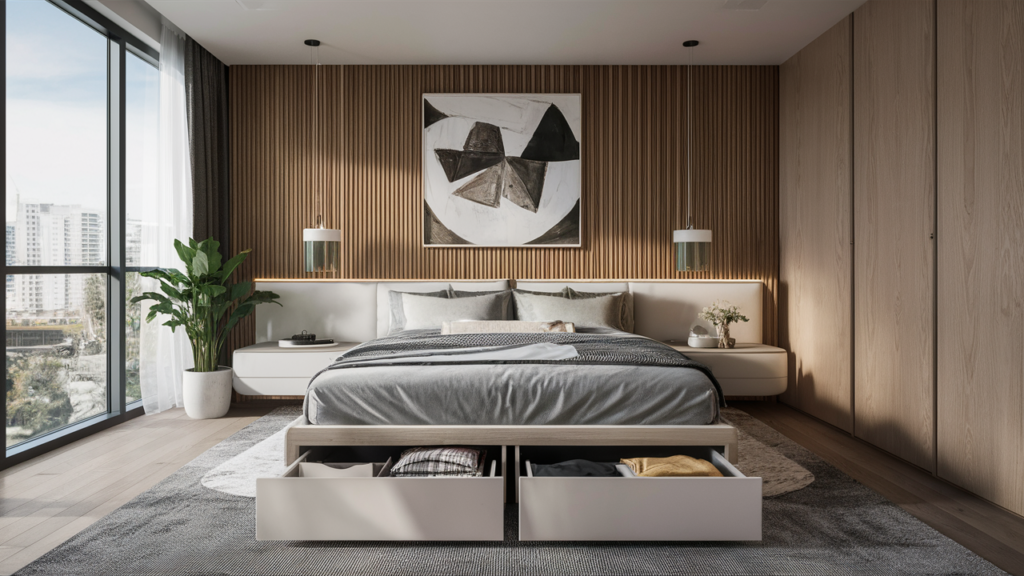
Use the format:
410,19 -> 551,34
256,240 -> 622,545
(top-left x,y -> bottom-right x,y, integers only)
853,0 -> 936,471
937,0 -> 1024,517
778,17 -> 855,432
228,65 -> 779,357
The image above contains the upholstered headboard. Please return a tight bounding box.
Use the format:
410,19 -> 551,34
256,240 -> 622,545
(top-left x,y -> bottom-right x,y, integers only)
515,280 -> 763,344
253,280 -> 509,343
253,279 -> 763,344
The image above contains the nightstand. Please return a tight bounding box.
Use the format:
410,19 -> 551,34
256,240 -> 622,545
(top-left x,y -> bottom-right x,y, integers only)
663,342 -> 787,396
232,341 -> 359,396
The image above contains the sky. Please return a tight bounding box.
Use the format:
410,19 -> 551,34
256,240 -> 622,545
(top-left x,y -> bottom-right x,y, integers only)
5,0 -> 159,220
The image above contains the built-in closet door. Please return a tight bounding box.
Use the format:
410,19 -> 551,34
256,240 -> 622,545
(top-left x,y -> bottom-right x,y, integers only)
853,0 -> 936,471
937,0 -> 1024,517
779,16 -> 853,432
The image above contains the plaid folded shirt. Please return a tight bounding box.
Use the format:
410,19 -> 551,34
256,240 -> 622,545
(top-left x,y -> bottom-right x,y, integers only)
390,447 -> 485,477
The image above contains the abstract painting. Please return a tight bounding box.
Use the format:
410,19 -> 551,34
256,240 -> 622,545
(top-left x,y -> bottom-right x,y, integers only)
422,94 -> 581,247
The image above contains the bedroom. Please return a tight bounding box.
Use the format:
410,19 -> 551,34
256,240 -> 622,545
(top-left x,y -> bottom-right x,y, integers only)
1,0 -> 1022,574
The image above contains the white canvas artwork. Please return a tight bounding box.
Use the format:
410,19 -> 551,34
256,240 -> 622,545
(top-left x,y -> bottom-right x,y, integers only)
422,94 -> 581,247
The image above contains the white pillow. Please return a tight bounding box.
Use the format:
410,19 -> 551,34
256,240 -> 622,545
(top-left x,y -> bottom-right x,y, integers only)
400,292 -> 509,332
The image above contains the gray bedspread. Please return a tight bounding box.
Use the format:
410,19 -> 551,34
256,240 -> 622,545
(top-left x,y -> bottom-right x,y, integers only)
303,330 -> 722,426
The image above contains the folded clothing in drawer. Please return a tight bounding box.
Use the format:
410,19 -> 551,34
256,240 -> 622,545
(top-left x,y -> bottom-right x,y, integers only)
531,455 -> 723,478
391,447 -> 486,477
620,455 -> 723,477
532,459 -> 620,477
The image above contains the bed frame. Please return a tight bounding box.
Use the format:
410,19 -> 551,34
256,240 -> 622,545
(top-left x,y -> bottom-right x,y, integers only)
284,420 -> 739,466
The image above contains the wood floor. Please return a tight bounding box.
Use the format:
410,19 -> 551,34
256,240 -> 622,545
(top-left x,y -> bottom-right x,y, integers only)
1,401 -> 1022,576
0,405 -> 274,576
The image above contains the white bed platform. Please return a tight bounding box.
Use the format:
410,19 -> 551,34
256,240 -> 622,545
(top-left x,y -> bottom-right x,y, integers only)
256,418 -> 760,542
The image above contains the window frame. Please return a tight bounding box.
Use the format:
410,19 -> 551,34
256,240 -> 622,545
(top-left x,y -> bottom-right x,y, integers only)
2,0 -> 161,468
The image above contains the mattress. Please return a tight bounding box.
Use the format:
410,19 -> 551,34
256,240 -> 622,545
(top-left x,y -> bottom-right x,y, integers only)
303,330 -> 721,427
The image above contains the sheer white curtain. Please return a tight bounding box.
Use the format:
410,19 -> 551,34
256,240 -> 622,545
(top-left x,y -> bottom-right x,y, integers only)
139,23 -> 194,414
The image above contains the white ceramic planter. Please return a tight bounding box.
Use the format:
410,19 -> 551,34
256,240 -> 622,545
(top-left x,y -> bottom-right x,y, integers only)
182,366 -> 233,419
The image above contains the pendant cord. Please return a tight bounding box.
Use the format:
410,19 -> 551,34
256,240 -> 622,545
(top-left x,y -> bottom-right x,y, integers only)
315,45 -> 321,227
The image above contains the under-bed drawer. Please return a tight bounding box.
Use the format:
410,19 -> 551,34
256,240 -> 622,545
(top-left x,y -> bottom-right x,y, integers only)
257,449 -> 504,541
518,446 -> 761,541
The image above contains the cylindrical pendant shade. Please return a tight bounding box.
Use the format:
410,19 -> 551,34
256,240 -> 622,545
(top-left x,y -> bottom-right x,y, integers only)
303,227 -> 341,272
673,229 -> 712,272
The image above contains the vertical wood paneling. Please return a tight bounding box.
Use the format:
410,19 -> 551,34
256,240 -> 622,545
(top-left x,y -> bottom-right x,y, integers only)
937,0 -> 1024,516
853,0 -> 936,471
778,17 -> 854,432
229,65 -> 779,357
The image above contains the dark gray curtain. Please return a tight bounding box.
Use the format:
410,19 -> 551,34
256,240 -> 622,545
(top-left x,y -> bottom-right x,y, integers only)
184,38 -> 230,254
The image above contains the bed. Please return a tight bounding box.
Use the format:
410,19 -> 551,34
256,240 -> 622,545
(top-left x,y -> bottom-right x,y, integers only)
281,280 -> 752,466
261,280 -> 761,541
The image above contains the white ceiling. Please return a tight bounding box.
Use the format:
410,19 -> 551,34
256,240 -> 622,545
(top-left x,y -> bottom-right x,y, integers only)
144,0 -> 865,66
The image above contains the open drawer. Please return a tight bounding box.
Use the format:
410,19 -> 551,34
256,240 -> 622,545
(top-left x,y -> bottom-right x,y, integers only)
257,446 -> 504,541
518,446 -> 761,541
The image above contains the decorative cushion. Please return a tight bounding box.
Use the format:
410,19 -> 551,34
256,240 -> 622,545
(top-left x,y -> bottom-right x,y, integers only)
512,291 -> 624,330
400,292 -> 509,332
388,289 -> 449,335
566,288 -> 635,333
442,320 -> 576,334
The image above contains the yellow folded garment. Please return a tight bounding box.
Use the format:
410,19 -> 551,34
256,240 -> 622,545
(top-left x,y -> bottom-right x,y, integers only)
620,455 -> 724,477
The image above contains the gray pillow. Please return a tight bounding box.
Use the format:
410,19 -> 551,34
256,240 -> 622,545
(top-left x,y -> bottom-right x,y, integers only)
508,288 -> 569,318
448,289 -> 514,320
400,292 -> 509,332
513,291 -> 624,330
566,288 -> 635,333
388,290 -> 449,334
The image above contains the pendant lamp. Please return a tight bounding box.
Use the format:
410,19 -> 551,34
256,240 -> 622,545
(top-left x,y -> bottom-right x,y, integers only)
302,39 -> 341,273
674,40 -> 712,272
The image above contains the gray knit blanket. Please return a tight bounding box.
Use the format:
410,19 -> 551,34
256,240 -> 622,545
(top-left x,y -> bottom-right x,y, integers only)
318,330 -> 725,406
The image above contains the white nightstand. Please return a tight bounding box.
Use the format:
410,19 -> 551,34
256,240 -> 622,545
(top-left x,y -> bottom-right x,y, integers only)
663,342 -> 787,397
233,341 -> 359,396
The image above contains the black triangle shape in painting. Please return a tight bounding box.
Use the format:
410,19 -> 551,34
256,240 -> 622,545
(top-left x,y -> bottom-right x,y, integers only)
434,149 -> 462,182
424,203 -> 470,245
434,150 -> 504,182
502,157 -> 547,212
526,199 -> 580,245
520,104 -> 580,162
463,122 -> 505,155
424,99 -> 449,129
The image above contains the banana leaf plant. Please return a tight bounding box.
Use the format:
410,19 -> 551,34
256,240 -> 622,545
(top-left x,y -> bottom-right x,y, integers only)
131,238 -> 281,372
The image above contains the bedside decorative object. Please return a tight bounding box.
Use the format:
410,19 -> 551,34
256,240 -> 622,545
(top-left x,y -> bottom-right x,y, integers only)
687,325 -> 719,348
697,301 -> 749,349
132,238 -> 282,419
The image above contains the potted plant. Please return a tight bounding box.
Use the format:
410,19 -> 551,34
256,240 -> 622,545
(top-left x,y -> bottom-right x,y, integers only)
132,238 -> 281,419
697,301 -> 749,349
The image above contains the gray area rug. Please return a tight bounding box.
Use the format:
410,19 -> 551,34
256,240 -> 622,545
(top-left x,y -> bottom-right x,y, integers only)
17,407 -> 1006,576
198,407 -> 814,499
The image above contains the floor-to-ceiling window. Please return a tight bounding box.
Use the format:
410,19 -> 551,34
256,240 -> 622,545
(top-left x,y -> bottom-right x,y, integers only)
124,50 -> 160,405
4,0 -> 159,461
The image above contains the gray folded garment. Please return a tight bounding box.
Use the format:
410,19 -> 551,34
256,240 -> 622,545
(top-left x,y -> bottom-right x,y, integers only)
390,447 -> 485,477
